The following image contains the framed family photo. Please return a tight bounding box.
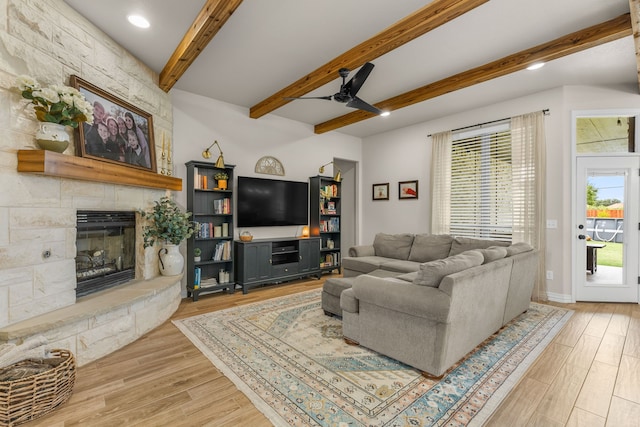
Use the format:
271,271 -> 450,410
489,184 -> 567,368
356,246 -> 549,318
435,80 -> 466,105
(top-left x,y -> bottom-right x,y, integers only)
70,75 -> 156,172
372,183 -> 389,200
398,180 -> 418,199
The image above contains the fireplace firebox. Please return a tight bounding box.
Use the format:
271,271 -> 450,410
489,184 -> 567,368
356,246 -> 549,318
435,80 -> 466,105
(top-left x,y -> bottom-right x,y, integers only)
75,211 -> 136,297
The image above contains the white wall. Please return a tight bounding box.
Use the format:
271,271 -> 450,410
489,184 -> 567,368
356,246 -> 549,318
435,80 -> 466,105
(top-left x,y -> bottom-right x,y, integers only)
361,83 -> 640,301
170,89 -> 363,242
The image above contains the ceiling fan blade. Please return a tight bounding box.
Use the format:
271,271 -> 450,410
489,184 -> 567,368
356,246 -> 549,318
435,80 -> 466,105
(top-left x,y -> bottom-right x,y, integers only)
346,96 -> 382,115
284,96 -> 333,100
344,62 -> 374,97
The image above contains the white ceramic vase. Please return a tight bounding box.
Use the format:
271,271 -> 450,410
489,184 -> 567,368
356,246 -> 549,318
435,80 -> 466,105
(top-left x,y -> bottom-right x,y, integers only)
35,122 -> 70,153
158,244 -> 184,276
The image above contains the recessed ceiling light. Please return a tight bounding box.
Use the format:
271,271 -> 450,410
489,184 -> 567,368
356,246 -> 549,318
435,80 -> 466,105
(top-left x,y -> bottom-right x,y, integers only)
526,62 -> 545,71
380,111 -> 390,117
127,14 -> 150,29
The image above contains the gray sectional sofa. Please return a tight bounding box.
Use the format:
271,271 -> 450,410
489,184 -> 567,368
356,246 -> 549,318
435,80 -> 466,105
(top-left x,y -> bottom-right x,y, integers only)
333,233 -> 538,377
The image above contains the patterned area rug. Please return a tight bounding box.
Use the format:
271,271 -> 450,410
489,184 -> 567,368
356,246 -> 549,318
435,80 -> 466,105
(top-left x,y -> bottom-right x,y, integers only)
173,289 -> 572,426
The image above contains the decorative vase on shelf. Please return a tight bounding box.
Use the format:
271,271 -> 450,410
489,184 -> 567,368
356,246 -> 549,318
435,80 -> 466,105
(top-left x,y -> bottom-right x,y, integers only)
35,122 -> 70,153
158,244 -> 184,276
217,179 -> 228,190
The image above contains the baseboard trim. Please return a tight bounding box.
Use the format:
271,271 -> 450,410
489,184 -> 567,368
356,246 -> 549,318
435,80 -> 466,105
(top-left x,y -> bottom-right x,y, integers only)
546,291 -> 573,303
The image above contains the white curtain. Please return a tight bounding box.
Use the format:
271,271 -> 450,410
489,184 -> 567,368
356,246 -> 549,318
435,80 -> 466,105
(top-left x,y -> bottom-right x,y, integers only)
511,111 -> 547,301
430,131 -> 452,234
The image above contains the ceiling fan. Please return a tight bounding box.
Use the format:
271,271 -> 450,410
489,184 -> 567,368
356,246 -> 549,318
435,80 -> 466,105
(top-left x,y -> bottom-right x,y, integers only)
285,62 -> 387,116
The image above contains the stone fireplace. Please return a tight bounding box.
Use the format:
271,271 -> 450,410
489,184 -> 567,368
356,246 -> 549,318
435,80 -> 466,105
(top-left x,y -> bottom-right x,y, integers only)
75,211 -> 136,297
0,151 -> 185,366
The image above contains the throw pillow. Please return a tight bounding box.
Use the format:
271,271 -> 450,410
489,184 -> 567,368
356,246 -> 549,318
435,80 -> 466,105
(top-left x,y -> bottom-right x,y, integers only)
506,242 -> 534,256
408,234 -> 454,262
373,233 -> 415,260
477,246 -> 508,264
414,250 -> 484,287
448,236 -> 510,256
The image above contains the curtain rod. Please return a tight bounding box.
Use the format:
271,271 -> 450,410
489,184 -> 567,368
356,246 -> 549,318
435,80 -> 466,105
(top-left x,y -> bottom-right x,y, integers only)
427,109 -> 550,138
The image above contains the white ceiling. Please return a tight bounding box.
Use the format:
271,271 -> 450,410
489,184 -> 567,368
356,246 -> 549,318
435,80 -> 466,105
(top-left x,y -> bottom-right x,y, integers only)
63,0 -> 637,138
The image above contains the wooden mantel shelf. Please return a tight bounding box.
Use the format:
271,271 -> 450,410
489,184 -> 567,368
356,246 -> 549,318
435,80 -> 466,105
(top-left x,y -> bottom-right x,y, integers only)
17,150 -> 182,191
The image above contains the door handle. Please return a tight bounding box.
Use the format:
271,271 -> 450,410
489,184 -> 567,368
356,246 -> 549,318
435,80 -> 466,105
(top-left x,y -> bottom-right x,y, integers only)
578,234 -> 586,240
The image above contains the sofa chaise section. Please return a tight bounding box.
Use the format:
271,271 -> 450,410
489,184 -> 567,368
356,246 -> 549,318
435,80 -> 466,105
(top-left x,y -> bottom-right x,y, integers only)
341,254 -> 515,377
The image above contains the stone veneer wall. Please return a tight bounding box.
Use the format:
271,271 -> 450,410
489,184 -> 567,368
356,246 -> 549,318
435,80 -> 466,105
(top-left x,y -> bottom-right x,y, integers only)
0,0 -> 176,332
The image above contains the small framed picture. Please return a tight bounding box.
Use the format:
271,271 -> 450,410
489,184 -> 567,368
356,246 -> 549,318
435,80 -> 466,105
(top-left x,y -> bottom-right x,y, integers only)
399,180 -> 418,199
372,183 -> 389,200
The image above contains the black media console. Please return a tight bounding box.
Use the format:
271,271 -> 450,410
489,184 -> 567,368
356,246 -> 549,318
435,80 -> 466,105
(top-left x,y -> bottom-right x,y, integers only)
235,237 -> 321,294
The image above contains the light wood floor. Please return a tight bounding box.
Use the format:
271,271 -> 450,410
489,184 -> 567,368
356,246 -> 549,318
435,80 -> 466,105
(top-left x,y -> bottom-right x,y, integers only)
21,278 -> 640,427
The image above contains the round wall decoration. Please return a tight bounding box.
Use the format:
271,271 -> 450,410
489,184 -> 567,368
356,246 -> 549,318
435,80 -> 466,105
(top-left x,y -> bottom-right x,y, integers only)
255,156 -> 285,176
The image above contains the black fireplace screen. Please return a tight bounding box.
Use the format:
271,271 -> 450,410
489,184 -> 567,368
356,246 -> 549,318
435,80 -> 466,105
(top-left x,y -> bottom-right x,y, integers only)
75,211 -> 135,297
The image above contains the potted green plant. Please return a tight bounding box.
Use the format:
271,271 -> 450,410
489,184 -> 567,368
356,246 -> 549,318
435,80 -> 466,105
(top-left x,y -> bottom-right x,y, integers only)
194,247 -> 202,262
214,171 -> 229,190
140,197 -> 195,275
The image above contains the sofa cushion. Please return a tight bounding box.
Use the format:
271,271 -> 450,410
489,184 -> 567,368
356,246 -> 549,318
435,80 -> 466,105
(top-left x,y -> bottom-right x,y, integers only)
380,259 -> 421,273
506,242 -> 534,256
373,233 -> 415,260
414,250 -> 484,287
477,246 -> 508,264
368,269 -> 405,278
448,236 -> 509,256
408,234 -> 454,263
396,271 -> 419,282
342,256 -> 390,274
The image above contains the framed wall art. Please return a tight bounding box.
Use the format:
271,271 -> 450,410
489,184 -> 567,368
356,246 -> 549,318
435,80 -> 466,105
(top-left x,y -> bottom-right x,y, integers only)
70,75 -> 156,172
398,180 -> 418,199
372,183 -> 389,200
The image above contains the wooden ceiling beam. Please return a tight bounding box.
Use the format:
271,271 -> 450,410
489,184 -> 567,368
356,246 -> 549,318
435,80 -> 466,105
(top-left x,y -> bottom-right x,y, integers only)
629,0 -> 640,92
159,0 -> 244,92
249,0 -> 489,119
314,13 -> 633,134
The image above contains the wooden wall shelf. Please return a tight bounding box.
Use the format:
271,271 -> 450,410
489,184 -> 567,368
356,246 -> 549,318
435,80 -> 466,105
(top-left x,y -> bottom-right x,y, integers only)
17,150 -> 182,191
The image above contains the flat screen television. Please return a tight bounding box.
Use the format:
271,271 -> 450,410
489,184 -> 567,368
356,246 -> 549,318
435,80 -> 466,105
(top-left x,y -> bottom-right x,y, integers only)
237,176 -> 308,227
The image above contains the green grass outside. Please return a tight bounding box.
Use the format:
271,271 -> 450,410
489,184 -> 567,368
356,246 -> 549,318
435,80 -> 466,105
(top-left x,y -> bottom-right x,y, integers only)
592,241 -> 623,267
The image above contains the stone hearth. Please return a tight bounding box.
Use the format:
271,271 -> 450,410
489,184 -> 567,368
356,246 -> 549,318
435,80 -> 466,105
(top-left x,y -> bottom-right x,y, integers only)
0,275 -> 182,366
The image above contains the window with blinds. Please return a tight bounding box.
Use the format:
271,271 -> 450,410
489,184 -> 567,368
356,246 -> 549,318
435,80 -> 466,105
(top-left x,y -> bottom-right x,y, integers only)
450,126 -> 513,241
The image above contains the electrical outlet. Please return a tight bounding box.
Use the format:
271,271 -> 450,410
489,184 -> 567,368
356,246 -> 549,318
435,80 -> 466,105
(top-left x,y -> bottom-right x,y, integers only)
546,270 -> 553,280
546,219 -> 558,229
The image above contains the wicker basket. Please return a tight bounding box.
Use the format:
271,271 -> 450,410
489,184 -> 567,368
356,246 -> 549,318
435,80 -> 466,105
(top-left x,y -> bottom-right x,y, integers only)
0,349 -> 75,426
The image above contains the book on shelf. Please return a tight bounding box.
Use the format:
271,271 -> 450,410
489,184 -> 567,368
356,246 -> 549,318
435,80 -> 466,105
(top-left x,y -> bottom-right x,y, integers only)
194,267 -> 201,288
321,184 -> 339,198
196,222 -> 232,239
213,198 -> 231,214
321,252 -> 340,267
194,168 -> 218,190
211,240 -> 232,261
325,201 -> 336,214
319,217 -> 340,232
200,277 -> 219,288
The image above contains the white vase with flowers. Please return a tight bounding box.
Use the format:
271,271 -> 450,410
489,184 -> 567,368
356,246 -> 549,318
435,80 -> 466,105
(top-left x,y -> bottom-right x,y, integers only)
14,75 -> 94,152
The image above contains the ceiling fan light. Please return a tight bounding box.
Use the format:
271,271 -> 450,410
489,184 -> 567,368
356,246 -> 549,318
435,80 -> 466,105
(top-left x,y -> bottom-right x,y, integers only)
380,111 -> 390,117
526,62 -> 545,71
127,14 -> 150,29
